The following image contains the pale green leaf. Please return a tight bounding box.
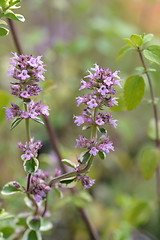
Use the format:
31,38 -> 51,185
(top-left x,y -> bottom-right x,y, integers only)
0,26 -> 9,36
131,34 -> 143,47
61,159 -> 76,168
142,33 -> 154,44
117,45 -> 133,61
144,45 -> 160,65
23,158 -> 39,173
1,181 -> 23,195
124,75 -> 145,110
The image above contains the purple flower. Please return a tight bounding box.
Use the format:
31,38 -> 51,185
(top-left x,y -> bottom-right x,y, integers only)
78,175 -> 95,190
87,98 -> 98,109
89,147 -> 99,156
23,150 -> 34,160
18,70 -> 30,81
74,115 -> 85,126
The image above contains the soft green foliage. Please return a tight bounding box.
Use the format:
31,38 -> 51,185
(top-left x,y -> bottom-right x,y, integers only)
118,33 -> 154,60
141,148 -> 160,180
61,159 -> 76,168
40,219 -> 53,232
0,226 -> 14,239
60,176 -> 77,185
22,229 -> 42,240
82,151 -> 90,164
124,75 -> 145,110
10,117 -> 22,130
0,209 -> 13,221
32,117 -> 44,125
23,158 -> 39,173
1,181 -> 23,195
144,45 -> 160,65
27,216 -> 42,231
0,0 -> 24,36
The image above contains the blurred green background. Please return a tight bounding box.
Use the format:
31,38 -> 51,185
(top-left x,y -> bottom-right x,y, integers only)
1,0 -> 160,239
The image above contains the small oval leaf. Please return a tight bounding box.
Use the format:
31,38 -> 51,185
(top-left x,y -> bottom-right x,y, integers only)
1,181 -> 23,195
23,158 -> 39,173
27,216 -> 41,231
0,27 -> 9,36
124,75 -> 145,110
61,159 -> 76,168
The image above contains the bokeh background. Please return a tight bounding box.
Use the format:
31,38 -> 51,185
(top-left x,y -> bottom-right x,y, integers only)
1,0 -> 160,239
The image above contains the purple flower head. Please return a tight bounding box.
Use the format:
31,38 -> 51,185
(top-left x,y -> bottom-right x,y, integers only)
78,175 -> 95,190
29,169 -> 51,202
8,53 -> 46,98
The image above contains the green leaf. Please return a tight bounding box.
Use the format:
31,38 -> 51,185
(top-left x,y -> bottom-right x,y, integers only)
141,148 -> 160,180
0,20 -> 7,25
10,117 -> 22,130
61,159 -> 76,168
60,176 -> 76,185
32,117 -> 44,125
99,127 -> 107,135
0,226 -> 14,239
15,213 -> 28,227
54,187 -> 63,198
27,216 -> 41,231
82,151 -> 90,164
22,229 -> 42,240
142,33 -> 154,44
4,10 -> 25,22
0,0 -> 8,9
124,75 -> 145,110
40,219 -> 53,232
98,151 -> 106,160
1,181 -> 22,195
147,118 -> 160,140
130,34 -> 143,47
124,38 -> 135,47
23,158 -> 39,173
0,26 -> 9,36
0,209 -> 14,221
14,13 -> 25,22
117,45 -> 133,61
144,45 -> 160,65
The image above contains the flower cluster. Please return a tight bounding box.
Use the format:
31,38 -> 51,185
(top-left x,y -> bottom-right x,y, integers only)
76,134 -> 114,156
18,137 -> 42,161
8,52 -> 46,99
29,170 -> 51,202
5,100 -> 49,122
5,53 -> 50,122
77,171 -> 95,190
74,64 -> 122,157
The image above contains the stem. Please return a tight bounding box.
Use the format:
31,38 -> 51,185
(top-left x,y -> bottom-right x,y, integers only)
138,48 -> 160,214
27,193 -> 39,216
42,194 -> 48,217
7,19 -> 23,55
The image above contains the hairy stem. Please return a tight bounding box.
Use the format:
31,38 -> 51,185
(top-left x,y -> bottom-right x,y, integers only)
138,48 -> 160,214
